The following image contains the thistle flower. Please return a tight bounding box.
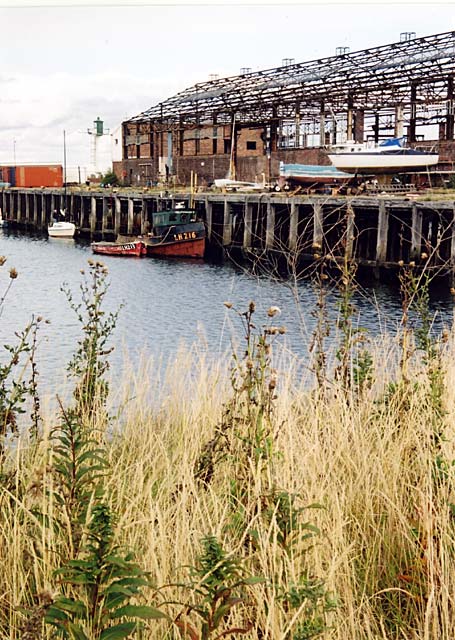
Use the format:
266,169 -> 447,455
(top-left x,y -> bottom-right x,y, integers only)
409,261 -> 415,267
224,301 -> 233,309
398,260 -> 404,267
267,305 -> 281,317
265,326 -> 280,335
313,253 -> 321,260
421,252 -> 428,260
0,255 -> 6,266
9,267 -> 18,279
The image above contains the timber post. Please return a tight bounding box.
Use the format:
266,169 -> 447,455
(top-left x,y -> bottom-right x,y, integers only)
243,200 -> 253,249
205,196 -> 213,240
410,203 -> 423,261
127,198 -> 134,235
265,201 -> 275,250
223,199 -> 232,246
313,201 -> 323,249
376,199 -> 389,265
289,200 -> 298,252
114,197 -> 121,236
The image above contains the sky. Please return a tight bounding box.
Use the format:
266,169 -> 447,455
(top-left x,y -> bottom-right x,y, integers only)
0,0 -> 453,179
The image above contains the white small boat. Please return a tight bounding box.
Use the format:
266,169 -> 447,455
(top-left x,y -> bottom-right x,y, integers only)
48,209 -> 76,238
48,221 -> 76,238
214,179 -> 264,192
328,137 -> 439,174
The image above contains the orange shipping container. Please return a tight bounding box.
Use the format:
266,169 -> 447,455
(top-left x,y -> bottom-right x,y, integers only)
15,165 -> 63,188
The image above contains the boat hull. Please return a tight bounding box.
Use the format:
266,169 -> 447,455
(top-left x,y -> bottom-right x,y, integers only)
48,222 -> 76,238
91,241 -> 145,256
280,163 -> 352,184
328,152 -> 439,174
144,236 -> 205,259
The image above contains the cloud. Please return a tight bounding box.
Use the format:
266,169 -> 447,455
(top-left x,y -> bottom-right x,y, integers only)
0,69 -> 190,169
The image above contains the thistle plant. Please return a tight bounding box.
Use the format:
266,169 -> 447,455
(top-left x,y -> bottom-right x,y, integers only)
173,535 -> 262,640
334,255 -> 373,395
0,256 -> 43,462
45,502 -> 167,639
194,301 -> 285,485
62,261 -> 120,420
49,400 -> 109,558
308,255 -> 330,394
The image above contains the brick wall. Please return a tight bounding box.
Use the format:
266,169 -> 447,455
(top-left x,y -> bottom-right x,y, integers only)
237,127 -> 265,157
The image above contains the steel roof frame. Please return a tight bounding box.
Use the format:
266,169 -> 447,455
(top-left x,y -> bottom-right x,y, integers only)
127,31 -> 455,127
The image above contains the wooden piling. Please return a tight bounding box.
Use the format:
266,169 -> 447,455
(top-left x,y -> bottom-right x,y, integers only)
41,193 -> 46,226
266,201 -> 275,249
243,200 -> 253,249
205,197 -> 213,240
114,197 -> 121,236
376,199 -> 388,264
102,197 -> 109,235
313,201 -> 323,248
223,199 -> 232,246
141,197 -> 147,235
289,200 -> 298,251
410,203 -> 423,261
33,194 -> 38,227
90,197 -> 97,234
345,204 -> 355,259
127,198 -> 134,235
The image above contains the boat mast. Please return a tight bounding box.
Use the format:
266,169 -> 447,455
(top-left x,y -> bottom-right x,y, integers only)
63,129 -> 67,214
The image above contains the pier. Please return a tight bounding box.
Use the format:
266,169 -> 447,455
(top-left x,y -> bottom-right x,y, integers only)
2,188 -> 455,279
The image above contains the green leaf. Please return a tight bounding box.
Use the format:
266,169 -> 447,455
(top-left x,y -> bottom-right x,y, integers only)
110,604 -> 169,620
67,621 -> 90,640
242,576 -> 265,585
44,606 -> 70,624
53,597 -> 87,616
99,622 -> 138,639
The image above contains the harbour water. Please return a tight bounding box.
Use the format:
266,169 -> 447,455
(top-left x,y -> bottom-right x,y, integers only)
0,229 -> 453,397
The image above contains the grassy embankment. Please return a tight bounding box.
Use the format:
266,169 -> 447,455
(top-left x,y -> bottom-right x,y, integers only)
1,259 -> 455,639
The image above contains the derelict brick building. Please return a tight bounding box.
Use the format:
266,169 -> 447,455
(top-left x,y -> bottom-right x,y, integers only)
115,30 -> 455,187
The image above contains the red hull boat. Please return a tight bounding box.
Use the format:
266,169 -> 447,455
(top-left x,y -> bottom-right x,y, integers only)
144,236 -> 205,258
143,206 -> 206,259
91,240 -> 145,256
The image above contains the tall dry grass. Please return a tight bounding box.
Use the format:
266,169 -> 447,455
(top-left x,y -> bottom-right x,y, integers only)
1,323 -> 455,639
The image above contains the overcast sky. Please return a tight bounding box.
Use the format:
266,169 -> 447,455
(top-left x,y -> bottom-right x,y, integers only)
0,0 -> 453,176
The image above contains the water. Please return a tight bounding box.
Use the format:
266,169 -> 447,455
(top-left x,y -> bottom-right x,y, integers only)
0,229 -> 453,395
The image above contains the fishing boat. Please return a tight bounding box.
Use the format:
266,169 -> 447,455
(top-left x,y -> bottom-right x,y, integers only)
328,137 -> 439,174
143,204 -> 205,258
91,240 -> 145,256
